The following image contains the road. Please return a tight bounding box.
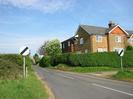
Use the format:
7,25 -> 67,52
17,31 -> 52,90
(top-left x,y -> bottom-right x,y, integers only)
33,66 -> 133,99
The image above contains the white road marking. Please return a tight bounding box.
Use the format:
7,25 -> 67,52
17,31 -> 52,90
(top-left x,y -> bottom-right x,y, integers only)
92,83 -> 133,97
58,74 -> 75,80
44,69 -> 49,73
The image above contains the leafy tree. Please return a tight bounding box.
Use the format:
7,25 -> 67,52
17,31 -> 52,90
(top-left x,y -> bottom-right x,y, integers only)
38,41 -> 49,55
45,39 -> 62,57
33,53 -> 40,64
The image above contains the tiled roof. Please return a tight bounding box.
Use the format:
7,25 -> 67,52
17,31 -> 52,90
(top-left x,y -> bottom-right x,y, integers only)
80,25 -> 133,36
80,25 -> 107,35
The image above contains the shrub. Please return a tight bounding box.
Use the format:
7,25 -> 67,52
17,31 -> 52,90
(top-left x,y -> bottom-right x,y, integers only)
126,46 -> 133,51
0,59 -> 22,79
39,56 -> 51,67
113,70 -> 133,80
123,51 -> 133,67
0,54 -> 32,79
53,51 -> 133,68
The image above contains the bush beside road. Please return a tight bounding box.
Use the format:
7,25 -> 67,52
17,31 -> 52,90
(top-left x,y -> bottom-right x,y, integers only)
0,54 -> 49,99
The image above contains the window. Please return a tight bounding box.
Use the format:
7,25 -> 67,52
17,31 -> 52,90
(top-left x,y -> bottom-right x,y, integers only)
68,41 -> 70,46
62,43 -> 65,49
128,38 -> 133,44
96,35 -> 102,42
76,51 -> 82,54
80,38 -> 84,44
113,48 -> 123,52
115,36 -> 121,43
97,48 -> 107,52
85,49 -> 88,53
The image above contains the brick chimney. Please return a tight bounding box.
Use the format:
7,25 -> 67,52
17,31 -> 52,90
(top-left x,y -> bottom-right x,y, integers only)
108,21 -> 116,28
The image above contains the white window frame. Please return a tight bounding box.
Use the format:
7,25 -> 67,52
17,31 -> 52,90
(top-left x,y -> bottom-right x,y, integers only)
85,49 -> 88,53
113,48 -> 123,52
62,43 -> 65,48
80,38 -> 84,44
97,48 -> 107,52
76,51 -> 82,54
68,41 -> 70,47
96,35 -> 102,42
128,38 -> 133,44
115,36 -> 121,43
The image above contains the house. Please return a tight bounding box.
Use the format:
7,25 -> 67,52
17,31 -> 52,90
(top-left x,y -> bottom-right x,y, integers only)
62,21 -> 133,53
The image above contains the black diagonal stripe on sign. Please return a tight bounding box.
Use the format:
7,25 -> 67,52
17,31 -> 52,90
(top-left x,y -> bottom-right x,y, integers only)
119,49 -> 123,56
20,47 -> 28,55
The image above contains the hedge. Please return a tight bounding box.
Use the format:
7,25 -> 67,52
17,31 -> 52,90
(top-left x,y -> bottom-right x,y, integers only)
0,54 -> 32,79
39,56 -> 51,67
39,51 -> 133,68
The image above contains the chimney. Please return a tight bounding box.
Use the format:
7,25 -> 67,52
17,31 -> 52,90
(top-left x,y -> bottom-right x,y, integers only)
108,21 -> 116,28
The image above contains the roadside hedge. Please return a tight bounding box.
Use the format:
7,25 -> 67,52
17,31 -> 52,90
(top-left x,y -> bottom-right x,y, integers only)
0,54 -> 32,79
39,51 -> 133,68
39,56 -> 51,67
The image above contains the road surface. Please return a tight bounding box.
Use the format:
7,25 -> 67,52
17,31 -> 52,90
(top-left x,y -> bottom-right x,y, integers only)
33,66 -> 133,99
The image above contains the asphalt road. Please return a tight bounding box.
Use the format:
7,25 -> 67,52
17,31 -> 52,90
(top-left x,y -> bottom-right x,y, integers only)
33,66 -> 133,99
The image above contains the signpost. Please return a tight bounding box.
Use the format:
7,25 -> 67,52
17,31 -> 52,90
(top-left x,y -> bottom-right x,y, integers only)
19,46 -> 30,78
118,49 -> 124,71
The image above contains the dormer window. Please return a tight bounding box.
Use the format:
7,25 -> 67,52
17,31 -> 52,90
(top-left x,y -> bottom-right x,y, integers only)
96,35 -> 102,42
80,38 -> 84,44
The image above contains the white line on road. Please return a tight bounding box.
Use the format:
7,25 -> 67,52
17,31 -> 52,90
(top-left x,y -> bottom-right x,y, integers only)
57,74 -> 75,80
92,83 -> 133,97
43,69 -> 50,73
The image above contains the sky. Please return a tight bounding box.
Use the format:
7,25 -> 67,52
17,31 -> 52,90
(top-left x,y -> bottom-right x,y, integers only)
0,0 -> 133,55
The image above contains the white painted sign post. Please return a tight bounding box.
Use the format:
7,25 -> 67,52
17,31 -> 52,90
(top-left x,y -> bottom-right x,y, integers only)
118,49 -> 124,71
19,46 -> 30,78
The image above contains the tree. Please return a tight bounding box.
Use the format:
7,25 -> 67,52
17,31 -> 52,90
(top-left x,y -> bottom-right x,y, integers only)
33,53 -> 40,64
38,41 -> 49,55
45,39 -> 62,57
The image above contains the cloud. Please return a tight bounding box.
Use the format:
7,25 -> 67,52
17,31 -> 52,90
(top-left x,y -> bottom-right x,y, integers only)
0,0 -> 74,13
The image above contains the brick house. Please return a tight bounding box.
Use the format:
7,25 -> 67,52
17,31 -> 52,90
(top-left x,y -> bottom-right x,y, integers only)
62,21 -> 133,53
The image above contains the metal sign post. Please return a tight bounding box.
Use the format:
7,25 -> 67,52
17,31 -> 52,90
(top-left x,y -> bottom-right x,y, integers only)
120,56 -> 123,71
118,49 -> 124,71
19,46 -> 30,78
23,56 -> 26,78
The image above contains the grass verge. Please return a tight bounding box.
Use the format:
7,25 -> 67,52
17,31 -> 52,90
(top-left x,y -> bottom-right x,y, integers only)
113,71 -> 133,82
0,71 -> 48,99
52,64 -> 117,73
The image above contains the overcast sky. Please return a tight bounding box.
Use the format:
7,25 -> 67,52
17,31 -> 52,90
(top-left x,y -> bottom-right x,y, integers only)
0,0 -> 133,55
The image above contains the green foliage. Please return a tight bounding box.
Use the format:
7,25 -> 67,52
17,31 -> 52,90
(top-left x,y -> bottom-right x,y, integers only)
53,51 -> 133,68
44,39 -> 62,57
33,53 -> 40,64
0,72 -> 48,99
39,56 -> 51,67
126,46 -> 133,51
123,51 -> 133,67
0,59 -> 22,79
71,67 -> 115,73
54,52 -> 120,67
53,64 -> 115,73
113,71 -> 133,81
0,54 -> 32,79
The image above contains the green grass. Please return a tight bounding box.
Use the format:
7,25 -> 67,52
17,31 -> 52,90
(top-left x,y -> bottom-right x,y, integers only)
113,71 -> 133,81
53,64 -> 117,73
0,71 -> 48,99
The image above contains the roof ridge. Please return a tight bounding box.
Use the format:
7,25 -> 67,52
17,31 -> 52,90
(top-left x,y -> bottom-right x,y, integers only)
80,24 -> 107,29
